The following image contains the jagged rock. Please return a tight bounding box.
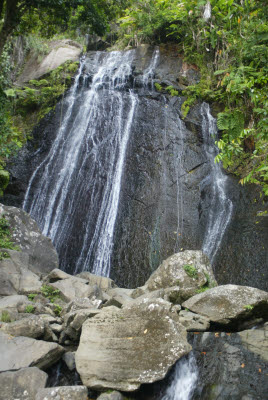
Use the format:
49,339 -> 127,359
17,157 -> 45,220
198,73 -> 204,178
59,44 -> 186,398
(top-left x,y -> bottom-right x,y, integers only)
178,310 -> 210,331
145,251 -> 216,302
0,203 -> 58,275
62,351 -> 76,371
50,277 -> 95,302
131,285 -> 149,299
0,250 -> 42,296
0,294 -> 31,312
35,386 -> 88,400
0,367 -> 48,400
105,288 -> 135,307
63,298 -> 98,314
0,315 -> 45,338
76,271 -> 118,289
76,299 -> 191,391
39,314 -> 60,324
182,284 -> 268,329
16,39 -> 82,84
60,308 -> 101,342
44,268 -> 72,283
189,324 -> 268,399
50,323 -> 63,333
97,391 -> 124,400
0,331 -> 64,371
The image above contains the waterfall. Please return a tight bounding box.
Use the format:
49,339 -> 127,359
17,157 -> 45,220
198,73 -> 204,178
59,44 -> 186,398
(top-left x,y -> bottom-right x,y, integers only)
23,49 -> 161,277
162,353 -> 198,400
23,50 -> 139,276
201,103 -> 233,262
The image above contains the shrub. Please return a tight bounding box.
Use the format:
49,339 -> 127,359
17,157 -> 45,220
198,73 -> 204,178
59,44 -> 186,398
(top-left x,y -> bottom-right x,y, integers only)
25,305 -> 35,313
28,293 -> 37,301
0,310 -> 11,322
0,216 -> 20,250
53,304 -> 62,316
41,285 -> 60,303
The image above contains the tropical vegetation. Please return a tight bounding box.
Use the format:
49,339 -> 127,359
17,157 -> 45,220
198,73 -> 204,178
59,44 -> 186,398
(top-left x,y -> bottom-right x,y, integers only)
0,0 -> 267,194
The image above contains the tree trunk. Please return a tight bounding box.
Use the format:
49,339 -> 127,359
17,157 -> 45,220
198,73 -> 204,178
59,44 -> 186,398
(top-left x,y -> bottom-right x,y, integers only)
0,0 -> 20,57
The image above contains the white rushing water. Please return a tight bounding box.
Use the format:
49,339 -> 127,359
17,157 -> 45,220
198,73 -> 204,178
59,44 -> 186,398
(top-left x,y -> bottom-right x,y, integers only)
162,354 -> 198,400
201,102 -> 233,262
23,49 -> 160,277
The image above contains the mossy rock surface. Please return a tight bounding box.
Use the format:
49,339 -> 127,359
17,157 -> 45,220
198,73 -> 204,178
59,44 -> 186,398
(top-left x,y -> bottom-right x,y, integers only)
0,170 -> 9,196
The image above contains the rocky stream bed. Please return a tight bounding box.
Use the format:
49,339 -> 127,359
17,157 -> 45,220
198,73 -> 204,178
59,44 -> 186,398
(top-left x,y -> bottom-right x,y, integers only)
0,203 -> 267,400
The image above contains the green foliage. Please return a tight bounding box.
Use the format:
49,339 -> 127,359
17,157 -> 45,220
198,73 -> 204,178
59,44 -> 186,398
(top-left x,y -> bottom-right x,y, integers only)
154,82 -> 162,91
195,286 -> 209,294
28,293 -> 37,301
41,285 -> 60,303
243,304 -> 254,311
217,111 -> 244,140
0,49 -> 24,167
166,85 -> 179,96
0,216 -> 19,250
117,0 -> 268,194
183,264 -> 198,279
0,250 -> 10,260
25,304 -> 35,313
195,272 -> 216,293
0,310 -> 12,323
53,304 -> 62,316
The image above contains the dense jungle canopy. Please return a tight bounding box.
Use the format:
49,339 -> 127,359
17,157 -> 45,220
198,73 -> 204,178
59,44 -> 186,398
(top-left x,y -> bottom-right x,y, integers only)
0,0 -> 267,195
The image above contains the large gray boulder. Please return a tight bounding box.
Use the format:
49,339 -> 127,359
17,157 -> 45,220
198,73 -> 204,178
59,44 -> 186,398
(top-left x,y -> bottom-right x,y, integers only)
16,39 -> 82,84
0,331 -> 64,372
60,308 -> 101,342
0,315 -> 45,338
0,203 -> 58,275
144,250 -> 216,301
76,299 -> 191,391
35,386 -> 88,400
182,284 -> 268,329
76,271 -> 118,289
0,250 -> 42,296
0,294 -> 31,312
50,277 -> 97,303
0,367 -> 47,400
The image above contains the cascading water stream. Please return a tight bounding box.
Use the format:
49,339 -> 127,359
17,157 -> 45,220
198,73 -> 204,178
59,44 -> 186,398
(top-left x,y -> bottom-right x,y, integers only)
23,50 -> 140,276
23,49 -> 160,278
162,353 -> 198,400
201,102 -> 233,262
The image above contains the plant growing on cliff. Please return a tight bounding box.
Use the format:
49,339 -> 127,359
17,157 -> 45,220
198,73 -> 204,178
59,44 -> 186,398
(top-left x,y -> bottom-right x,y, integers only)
183,264 -> 198,279
0,216 -> 19,250
53,304 -> 62,316
0,310 -> 12,322
41,285 -> 60,303
25,304 -> 35,313
117,0 -> 268,194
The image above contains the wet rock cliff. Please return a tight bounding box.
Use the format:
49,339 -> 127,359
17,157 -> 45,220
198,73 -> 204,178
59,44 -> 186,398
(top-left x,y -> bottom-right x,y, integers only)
2,45 -> 267,290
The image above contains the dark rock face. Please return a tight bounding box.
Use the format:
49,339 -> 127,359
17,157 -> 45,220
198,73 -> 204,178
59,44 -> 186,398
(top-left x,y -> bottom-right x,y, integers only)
2,45 -> 267,291
189,324 -> 268,400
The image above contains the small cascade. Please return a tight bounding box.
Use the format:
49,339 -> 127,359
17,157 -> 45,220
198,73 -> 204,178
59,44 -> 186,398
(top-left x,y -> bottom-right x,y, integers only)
201,102 -> 233,262
174,117 -> 185,252
143,47 -> 160,89
162,353 -> 198,400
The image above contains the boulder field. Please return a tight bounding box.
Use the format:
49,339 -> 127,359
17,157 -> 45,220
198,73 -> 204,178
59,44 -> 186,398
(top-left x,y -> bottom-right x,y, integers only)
0,203 -> 267,399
